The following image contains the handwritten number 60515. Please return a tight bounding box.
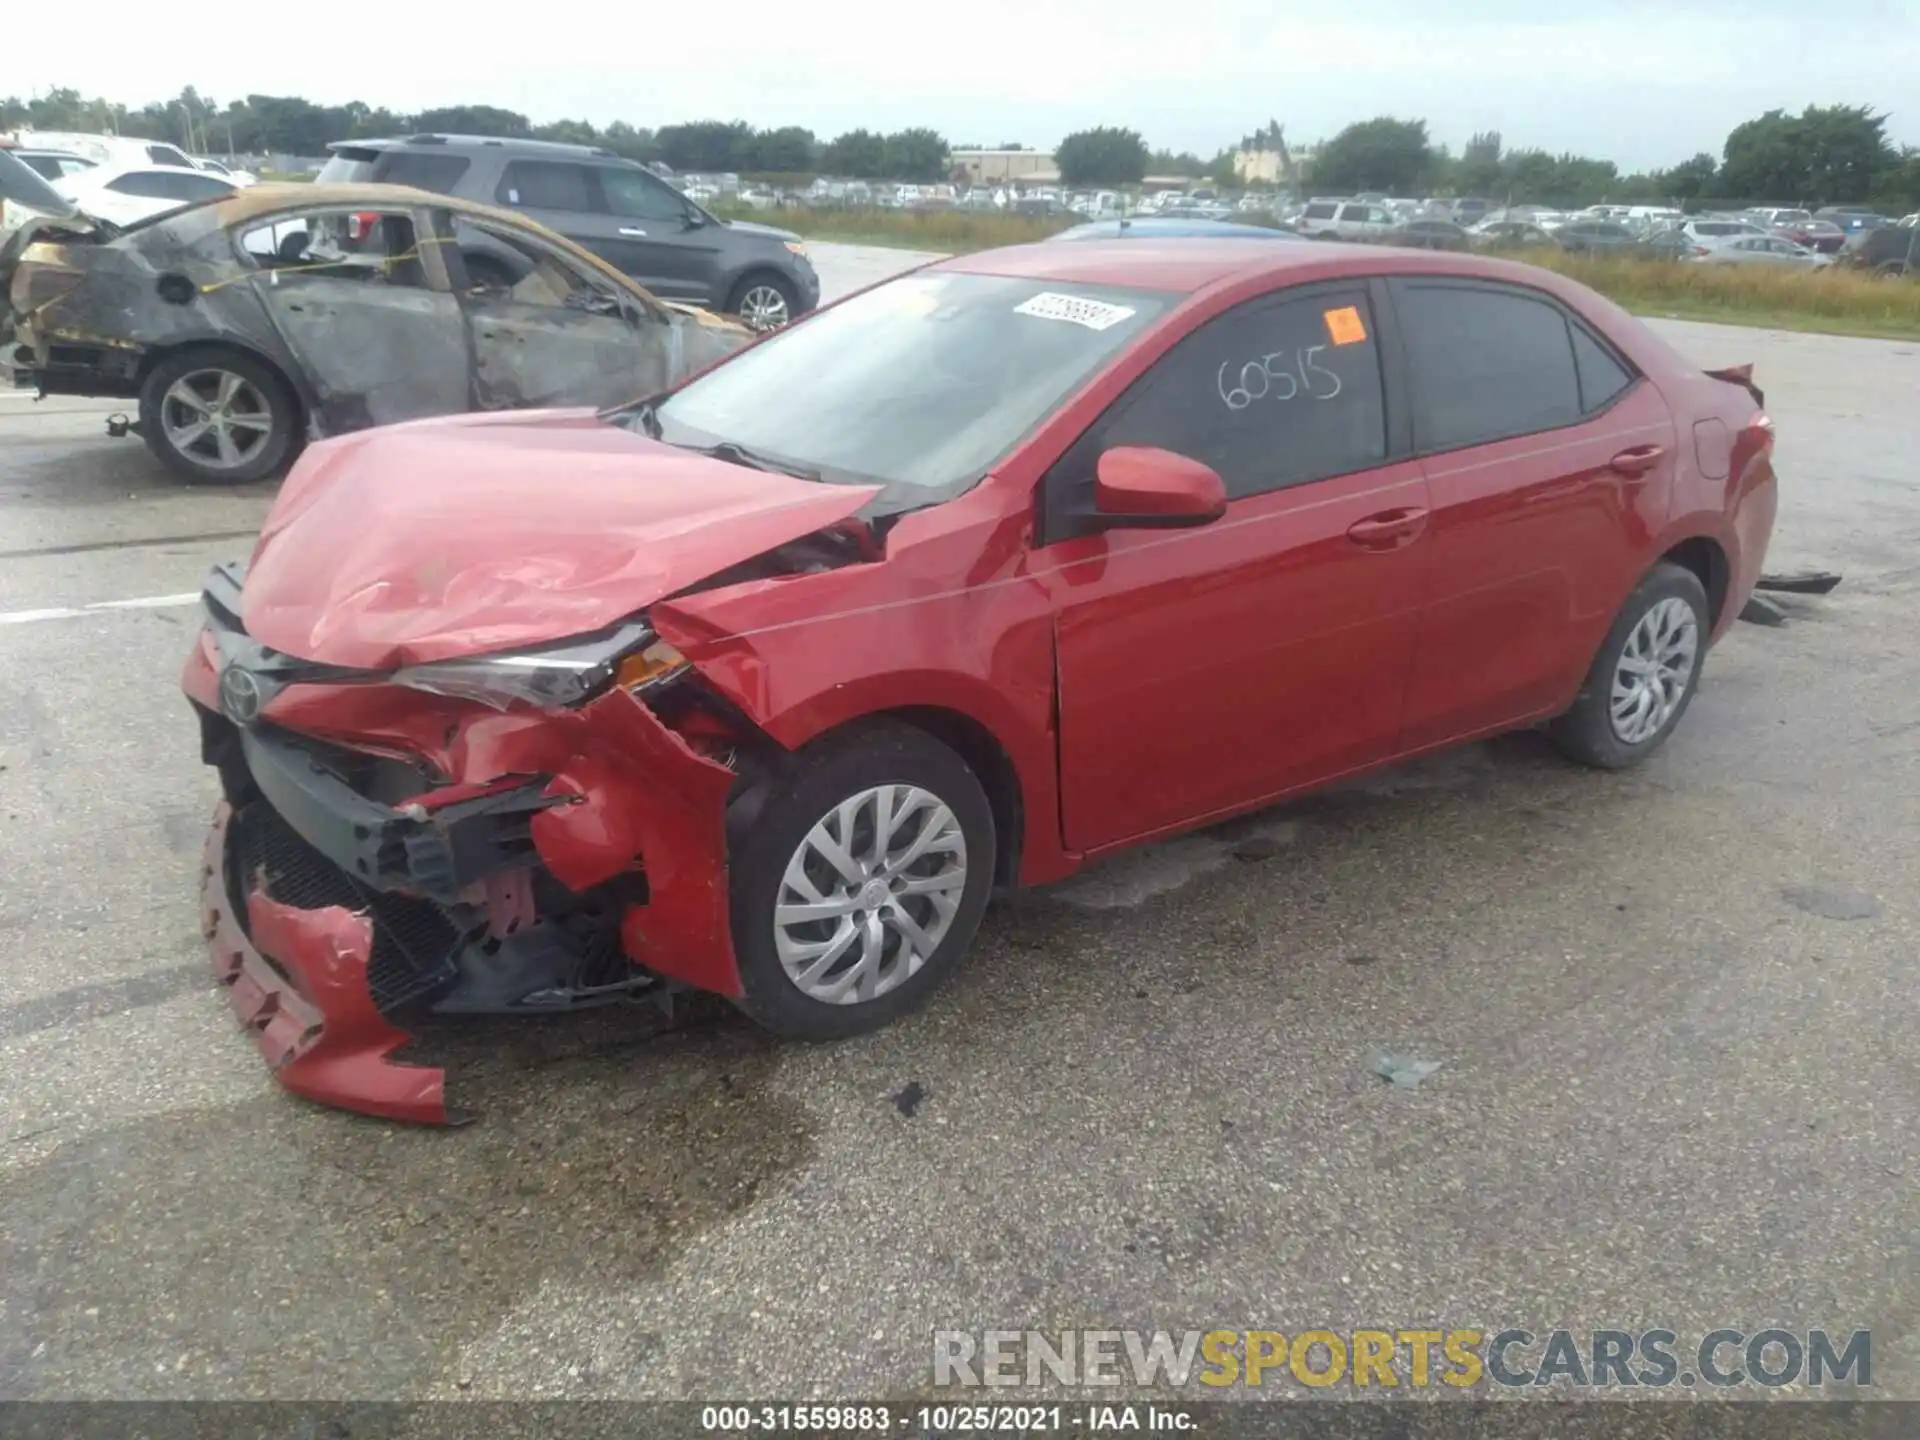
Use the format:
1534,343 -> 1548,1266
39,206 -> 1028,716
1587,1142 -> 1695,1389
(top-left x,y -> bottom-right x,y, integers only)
1217,345 -> 1343,411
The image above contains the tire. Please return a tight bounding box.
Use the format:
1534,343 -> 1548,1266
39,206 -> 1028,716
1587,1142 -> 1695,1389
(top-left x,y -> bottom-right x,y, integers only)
138,347 -> 301,484
726,272 -> 800,330
728,721 -> 996,1040
1548,561 -> 1710,770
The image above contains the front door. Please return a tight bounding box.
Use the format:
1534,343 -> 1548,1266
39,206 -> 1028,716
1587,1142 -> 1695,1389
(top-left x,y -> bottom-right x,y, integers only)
1038,285 -> 1433,852
1386,277 -> 1677,749
592,165 -> 720,303
240,205 -> 469,431
452,223 -> 671,411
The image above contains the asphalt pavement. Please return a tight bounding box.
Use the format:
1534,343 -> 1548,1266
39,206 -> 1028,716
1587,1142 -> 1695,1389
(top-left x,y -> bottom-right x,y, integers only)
1,244 -> 1915,1402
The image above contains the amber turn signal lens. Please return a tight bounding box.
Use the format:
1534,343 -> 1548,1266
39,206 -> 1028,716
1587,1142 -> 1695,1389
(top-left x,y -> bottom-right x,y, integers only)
616,642 -> 687,691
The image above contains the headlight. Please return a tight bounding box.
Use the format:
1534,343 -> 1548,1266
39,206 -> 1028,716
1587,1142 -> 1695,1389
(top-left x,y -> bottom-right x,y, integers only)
388,622 -> 688,710
783,240 -> 809,258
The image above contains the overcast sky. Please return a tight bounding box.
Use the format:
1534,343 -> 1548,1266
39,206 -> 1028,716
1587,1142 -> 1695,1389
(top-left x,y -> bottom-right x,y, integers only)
18,0 -> 1919,172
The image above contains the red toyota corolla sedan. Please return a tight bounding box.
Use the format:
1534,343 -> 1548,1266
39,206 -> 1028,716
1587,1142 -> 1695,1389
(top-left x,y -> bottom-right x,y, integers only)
183,239 -> 1778,1121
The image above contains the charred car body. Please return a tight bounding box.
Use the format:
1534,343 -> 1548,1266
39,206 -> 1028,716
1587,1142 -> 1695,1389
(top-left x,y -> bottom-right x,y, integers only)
0,151 -> 749,483
184,242 -> 1778,1123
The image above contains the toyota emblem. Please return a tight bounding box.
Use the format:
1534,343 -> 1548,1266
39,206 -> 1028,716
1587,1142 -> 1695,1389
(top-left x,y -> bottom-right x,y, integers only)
220,664 -> 263,724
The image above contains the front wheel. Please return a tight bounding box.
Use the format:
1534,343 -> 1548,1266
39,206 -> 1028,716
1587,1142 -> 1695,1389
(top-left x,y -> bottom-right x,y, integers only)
729,722 -> 996,1039
1548,561 -> 1709,769
138,347 -> 301,484
726,273 -> 800,330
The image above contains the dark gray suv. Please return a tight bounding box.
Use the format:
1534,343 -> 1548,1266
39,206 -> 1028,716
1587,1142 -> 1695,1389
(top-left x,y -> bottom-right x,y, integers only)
318,134 -> 819,325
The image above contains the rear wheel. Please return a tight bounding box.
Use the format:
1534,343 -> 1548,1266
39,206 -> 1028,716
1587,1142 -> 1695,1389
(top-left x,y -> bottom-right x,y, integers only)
729,722 -> 995,1039
138,347 -> 300,484
1548,562 -> 1709,769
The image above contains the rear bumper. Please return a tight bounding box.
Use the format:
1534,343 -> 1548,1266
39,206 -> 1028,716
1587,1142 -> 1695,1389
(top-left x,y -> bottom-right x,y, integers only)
201,801 -> 452,1124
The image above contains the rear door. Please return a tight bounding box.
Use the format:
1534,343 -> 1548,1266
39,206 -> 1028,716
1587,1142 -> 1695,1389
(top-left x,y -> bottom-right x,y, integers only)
238,204 -> 471,430
1386,277 -> 1674,750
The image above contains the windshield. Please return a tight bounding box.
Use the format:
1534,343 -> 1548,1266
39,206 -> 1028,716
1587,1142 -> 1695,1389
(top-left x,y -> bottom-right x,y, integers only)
639,271 -> 1172,509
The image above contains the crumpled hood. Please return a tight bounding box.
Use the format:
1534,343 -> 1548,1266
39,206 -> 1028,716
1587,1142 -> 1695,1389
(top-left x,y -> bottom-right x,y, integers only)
240,409 -> 879,669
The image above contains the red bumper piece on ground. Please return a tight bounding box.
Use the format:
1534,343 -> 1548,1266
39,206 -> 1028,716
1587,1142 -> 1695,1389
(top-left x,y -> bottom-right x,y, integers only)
200,802 -> 452,1124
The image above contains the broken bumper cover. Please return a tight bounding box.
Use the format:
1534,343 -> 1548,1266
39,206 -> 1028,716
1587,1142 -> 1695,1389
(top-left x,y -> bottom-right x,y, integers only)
185,618 -> 746,1121
200,801 -> 452,1124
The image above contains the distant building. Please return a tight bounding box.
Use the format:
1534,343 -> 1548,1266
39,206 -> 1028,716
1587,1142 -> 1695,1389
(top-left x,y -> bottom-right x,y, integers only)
1234,145 -> 1314,188
952,148 -> 1060,184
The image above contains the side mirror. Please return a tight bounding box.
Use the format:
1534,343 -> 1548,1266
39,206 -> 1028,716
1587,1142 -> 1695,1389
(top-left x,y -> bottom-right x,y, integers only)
1093,446 -> 1227,529
683,206 -> 709,229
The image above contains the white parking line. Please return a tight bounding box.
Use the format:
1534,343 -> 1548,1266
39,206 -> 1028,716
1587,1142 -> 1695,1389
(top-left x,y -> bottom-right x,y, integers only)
0,593 -> 200,626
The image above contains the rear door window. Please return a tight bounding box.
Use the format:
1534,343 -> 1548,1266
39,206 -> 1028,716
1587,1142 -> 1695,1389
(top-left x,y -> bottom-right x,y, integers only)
372,151 -> 472,194
1392,281 -> 1584,451
107,170 -> 231,201
495,160 -> 597,213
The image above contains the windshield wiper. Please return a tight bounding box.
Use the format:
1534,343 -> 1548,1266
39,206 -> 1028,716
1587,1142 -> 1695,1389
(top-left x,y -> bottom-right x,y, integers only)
694,440 -> 821,482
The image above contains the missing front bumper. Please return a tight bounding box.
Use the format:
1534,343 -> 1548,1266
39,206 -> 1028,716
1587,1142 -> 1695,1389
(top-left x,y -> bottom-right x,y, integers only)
201,801 -> 457,1124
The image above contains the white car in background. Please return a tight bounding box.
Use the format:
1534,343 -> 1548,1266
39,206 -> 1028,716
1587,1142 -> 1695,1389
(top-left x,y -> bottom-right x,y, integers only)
50,163 -> 238,228
1689,233 -> 1832,269
192,156 -> 257,186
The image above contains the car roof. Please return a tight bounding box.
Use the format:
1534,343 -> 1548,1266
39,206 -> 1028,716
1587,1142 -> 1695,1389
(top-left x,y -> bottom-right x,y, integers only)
938,237 -> 1604,299
55,162 -> 224,188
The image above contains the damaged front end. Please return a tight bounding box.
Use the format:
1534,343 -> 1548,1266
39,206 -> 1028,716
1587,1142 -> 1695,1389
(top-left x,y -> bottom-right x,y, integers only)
185,563 -> 745,1123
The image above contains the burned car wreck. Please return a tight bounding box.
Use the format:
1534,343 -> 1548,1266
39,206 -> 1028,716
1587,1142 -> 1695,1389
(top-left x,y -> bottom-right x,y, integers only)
0,150 -> 750,483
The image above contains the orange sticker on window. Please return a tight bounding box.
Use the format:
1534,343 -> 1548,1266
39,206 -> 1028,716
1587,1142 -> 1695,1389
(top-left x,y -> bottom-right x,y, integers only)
1324,305 -> 1368,346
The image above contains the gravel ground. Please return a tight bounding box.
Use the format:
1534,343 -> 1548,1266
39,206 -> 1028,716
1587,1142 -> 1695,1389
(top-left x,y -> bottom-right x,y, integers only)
0,244 -> 1914,1404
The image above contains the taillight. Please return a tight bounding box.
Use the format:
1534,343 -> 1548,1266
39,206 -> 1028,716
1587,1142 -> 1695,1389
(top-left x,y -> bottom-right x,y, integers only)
1691,245 -> 1710,256
345,210 -> 380,241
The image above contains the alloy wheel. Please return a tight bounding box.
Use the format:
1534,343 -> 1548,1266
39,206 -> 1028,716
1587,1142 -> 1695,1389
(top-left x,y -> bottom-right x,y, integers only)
773,784 -> 968,1005
738,284 -> 790,328
160,369 -> 274,473
1610,596 -> 1699,745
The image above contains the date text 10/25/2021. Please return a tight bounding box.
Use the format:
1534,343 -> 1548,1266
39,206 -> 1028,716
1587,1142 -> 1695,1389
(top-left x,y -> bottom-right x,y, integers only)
698,1404 -> 1194,1432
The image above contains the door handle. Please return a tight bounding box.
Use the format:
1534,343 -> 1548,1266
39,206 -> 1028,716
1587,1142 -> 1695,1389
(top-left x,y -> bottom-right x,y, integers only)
1345,507 -> 1429,549
1608,443 -> 1666,478
618,227 -> 648,237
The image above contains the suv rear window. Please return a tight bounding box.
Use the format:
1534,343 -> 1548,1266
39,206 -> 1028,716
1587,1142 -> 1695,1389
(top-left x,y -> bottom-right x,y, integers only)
371,151 -> 472,193
315,148 -> 379,184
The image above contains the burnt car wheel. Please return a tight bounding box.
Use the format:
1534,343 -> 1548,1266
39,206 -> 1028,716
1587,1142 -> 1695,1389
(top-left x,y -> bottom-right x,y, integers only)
727,273 -> 799,330
1548,561 -> 1709,770
139,348 -> 300,484
730,722 -> 995,1039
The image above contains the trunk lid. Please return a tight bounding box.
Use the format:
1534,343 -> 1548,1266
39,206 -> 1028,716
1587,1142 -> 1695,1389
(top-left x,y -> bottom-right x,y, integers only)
241,409 -> 880,669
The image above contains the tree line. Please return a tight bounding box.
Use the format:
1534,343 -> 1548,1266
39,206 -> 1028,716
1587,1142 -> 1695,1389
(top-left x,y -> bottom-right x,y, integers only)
0,90 -> 954,182
1056,108 -> 1918,209
6,87 -> 1916,209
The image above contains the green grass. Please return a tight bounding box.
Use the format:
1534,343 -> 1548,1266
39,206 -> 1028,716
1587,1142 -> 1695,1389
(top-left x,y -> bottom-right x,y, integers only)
724,205 -> 1920,339
1512,247 -> 1920,340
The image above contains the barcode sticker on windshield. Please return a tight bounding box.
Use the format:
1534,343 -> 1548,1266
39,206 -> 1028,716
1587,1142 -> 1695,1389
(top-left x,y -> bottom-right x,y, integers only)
1014,292 -> 1137,331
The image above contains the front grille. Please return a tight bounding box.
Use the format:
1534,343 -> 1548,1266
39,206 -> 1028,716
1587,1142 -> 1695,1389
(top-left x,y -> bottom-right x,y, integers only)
227,801 -> 465,1014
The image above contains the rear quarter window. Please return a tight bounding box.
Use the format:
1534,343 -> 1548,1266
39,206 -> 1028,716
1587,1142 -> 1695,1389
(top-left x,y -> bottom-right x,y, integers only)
1303,203 -> 1338,219
371,151 -> 472,194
